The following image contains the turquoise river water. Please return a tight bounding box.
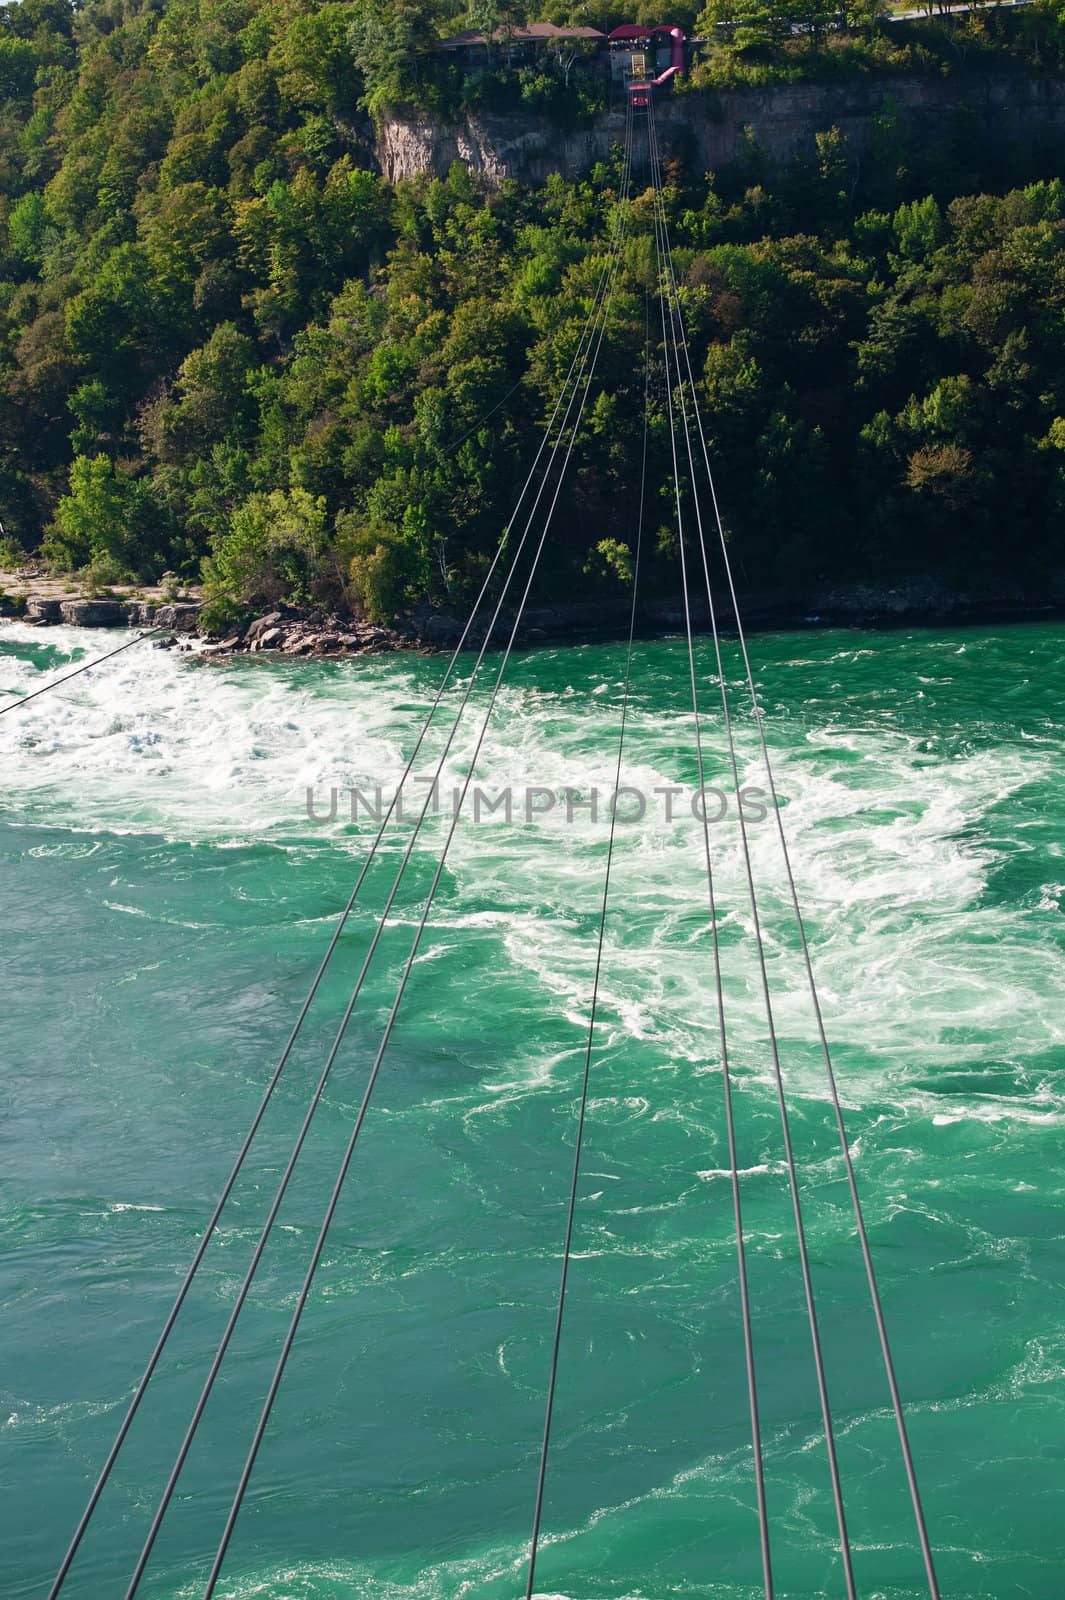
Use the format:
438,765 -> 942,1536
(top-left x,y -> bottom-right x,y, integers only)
1,619 -> 1063,1600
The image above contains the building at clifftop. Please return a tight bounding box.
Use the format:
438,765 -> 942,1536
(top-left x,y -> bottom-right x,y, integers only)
429,22 -> 691,84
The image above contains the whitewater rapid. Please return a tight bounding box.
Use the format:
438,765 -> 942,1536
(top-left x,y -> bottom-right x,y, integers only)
4,619 -> 1064,1599
3,622 -> 1061,1122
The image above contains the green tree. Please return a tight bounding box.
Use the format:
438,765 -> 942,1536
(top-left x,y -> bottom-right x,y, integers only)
349,2 -> 435,117
0,34 -> 37,101
140,322 -> 255,463
893,196 -> 947,263
7,191 -> 50,267
204,487 -> 329,607
46,454 -> 162,575
65,244 -> 168,392
337,512 -> 421,623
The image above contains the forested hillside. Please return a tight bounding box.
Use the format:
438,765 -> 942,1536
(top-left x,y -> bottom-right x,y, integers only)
2,0 -> 1065,624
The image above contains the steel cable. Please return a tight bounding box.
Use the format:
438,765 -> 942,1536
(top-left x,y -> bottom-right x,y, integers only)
648,99 -> 939,1600
49,123 -> 635,1600
650,101 -> 856,1596
645,105 -> 775,1599
523,281 -> 649,1600
119,108 -> 638,1599
0,626 -> 164,717
198,128 -> 635,1598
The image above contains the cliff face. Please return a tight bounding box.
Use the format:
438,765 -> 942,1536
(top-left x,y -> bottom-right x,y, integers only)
374,107 -> 627,188
376,75 -> 1065,186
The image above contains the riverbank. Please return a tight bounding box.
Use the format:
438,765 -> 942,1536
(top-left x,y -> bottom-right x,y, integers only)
3,570 -> 1065,657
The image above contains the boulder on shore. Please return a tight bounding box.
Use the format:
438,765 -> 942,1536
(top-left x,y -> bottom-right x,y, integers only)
152,602 -> 202,632
60,599 -> 129,627
245,611 -> 283,644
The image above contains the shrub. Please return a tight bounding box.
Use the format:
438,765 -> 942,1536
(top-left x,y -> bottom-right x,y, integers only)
202,487 -> 328,608
197,593 -> 251,634
79,551 -> 135,596
336,513 -> 418,624
584,538 -> 635,587
0,534 -> 28,568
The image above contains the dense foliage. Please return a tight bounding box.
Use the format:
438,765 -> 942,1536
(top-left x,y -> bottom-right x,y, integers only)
0,0 -> 1064,622
695,0 -> 1065,83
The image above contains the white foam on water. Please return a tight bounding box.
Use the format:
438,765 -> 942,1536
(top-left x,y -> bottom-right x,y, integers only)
0,622 -> 426,845
3,622 -> 1064,1129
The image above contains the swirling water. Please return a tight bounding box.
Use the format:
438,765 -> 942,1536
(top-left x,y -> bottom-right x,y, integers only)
1,619 -> 1063,1600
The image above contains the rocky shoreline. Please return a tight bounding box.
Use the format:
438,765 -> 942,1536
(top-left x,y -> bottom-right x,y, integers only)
2,573 -> 1064,658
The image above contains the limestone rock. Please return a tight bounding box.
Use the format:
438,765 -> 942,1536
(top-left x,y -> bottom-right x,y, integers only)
245,611 -> 283,644
60,599 -> 129,626
153,602 -> 201,633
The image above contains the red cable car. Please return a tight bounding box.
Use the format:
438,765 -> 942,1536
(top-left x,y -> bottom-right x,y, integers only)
617,23 -> 686,104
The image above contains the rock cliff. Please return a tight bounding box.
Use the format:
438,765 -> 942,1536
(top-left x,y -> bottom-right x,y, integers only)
375,74 -> 1065,186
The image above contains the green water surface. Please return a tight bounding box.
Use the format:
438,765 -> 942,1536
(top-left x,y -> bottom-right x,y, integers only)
1,621 -> 1063,1600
